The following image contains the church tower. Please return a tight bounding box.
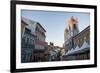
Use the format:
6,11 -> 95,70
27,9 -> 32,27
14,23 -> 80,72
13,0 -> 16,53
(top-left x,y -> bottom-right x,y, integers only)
68,16 -> 79,37
64,16 -> 79,50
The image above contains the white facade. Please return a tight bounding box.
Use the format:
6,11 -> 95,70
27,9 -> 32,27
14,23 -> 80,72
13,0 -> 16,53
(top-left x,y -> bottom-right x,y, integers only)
22,17 -> 47,50
22,17 -> 37,35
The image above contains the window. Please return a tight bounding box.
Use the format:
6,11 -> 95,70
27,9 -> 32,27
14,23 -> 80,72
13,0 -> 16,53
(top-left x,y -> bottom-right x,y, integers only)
27,38 -> 29,44
33,40 -> 34,44
84,37 -> 86,41
25,28 -> 31,33
73,24 -> 77,29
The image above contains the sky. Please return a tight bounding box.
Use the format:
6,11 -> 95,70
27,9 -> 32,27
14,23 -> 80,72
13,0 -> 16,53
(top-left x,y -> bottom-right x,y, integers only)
21,10 -> 90,47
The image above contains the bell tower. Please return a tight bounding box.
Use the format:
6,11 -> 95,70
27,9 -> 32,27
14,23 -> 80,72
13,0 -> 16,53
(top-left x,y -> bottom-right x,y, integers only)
68,16 -> 79,37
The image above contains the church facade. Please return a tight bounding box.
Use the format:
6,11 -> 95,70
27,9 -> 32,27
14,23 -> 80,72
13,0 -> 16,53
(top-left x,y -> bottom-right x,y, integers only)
63,16 -> 90,60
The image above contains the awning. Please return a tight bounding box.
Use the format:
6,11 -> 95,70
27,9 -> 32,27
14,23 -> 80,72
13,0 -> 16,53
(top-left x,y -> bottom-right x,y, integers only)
33,48 -> 46,53
35,40 -> 48,46
65,41 -> 90,56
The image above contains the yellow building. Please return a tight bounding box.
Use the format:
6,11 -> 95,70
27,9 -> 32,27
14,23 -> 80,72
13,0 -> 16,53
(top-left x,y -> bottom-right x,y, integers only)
72,26 -> 90,60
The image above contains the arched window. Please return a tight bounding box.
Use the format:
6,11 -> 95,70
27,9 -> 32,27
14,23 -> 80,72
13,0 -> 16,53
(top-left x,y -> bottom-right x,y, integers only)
73,24 -> 77,29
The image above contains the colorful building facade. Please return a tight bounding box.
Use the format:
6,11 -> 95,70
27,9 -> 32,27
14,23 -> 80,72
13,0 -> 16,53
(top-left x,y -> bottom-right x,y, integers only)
21,18 -> 36,62
21,17 -> 48,62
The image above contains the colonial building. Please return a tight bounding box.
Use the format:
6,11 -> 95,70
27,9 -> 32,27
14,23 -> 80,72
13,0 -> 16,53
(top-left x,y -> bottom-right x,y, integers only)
21,17 -> 48,62
21,18 -> 36,62
63,16 -> 90,60
32,22 -> 48,62
48,43 -> 61,61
